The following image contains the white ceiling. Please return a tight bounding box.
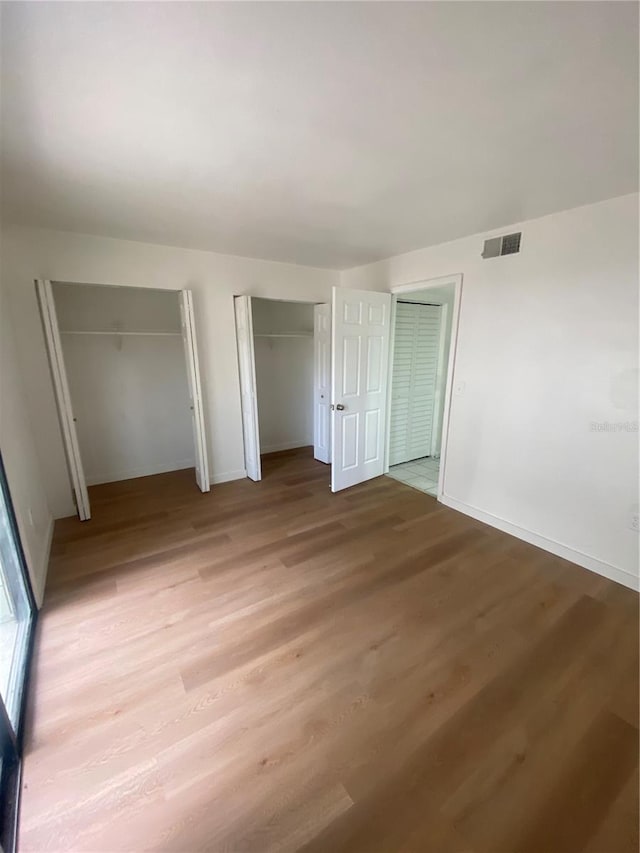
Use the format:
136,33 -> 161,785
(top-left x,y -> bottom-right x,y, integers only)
1,2 -> 637,269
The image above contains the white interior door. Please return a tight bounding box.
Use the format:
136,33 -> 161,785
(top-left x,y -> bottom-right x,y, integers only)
35,279 -> 91,520
389,302 -> 442,466
180,290 -> 210,492
331,287 -> 391,492
313,303 -> 331,464
234,296 -> 261,482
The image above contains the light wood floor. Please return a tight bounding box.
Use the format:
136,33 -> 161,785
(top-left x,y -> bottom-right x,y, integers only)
20,449 -> 639,852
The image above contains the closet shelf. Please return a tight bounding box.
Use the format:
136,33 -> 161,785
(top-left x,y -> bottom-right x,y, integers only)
60,330 -> 181,337
253,332 -> 313,338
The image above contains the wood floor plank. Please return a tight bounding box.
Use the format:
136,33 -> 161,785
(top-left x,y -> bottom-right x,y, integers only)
513,710 -> 638,853
19,448 -> 639,852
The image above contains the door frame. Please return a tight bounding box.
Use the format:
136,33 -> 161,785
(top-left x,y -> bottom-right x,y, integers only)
37,279 -> 210,508
385,273 -> 463,502
233,294 -> 326,479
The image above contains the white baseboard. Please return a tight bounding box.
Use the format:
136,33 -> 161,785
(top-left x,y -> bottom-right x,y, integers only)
92,464 -> 251,487
86,459 -> 196,486
440,493 -> 639,592
260,441 -> 312,454
211,468 -> 247,484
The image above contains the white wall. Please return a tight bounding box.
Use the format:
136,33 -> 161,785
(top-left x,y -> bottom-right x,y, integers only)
251,299 -> 315,336
0,260 -> 53,605
63,337 -> 195,486
52,281 -> 182,332
3,227 -> 338,521
253,299 -> 315,454
342,193 -> 639,589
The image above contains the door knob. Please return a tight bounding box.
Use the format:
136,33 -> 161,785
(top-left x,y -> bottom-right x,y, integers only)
336,404 -> 345,411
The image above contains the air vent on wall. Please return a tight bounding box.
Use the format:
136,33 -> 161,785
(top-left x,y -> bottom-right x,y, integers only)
481,231 -> 522,259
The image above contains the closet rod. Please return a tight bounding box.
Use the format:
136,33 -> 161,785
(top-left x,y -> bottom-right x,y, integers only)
253,332 -> 313,338
60,330 -> 181,337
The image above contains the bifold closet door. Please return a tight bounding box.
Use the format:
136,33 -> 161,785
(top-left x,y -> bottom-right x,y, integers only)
180,290 -> 210,492
313,303 -> 331,464
389,302 -> 442,466
234,296 -> 261,482
35,279 -> 91,521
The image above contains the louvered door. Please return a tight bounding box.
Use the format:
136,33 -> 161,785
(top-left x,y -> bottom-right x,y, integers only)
389,302 -> 442,466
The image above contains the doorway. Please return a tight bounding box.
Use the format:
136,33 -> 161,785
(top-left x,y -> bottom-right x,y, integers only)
235,288 -> 394,492
234,296 -> 326,481
36,280 -> 210,521
235,283 -> 457,498
385,276 -> 461,499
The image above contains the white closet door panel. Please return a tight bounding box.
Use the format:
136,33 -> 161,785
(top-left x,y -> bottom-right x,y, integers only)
35,279 -> 91,521
180,290 -> 210,493
234,296 -> 262,482
389,303 -> 442,466
313,304 -> 331,464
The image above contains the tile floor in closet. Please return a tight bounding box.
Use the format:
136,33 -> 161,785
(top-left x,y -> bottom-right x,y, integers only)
386,456 -> 440,496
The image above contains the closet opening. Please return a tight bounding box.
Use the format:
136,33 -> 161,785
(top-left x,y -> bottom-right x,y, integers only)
234,296 -> 330,483
36,280 -> 210,521
385,278 -> 460,499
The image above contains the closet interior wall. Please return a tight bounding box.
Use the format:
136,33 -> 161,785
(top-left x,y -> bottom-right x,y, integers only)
251,298 -> 315,455
53,283 -> 195,486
